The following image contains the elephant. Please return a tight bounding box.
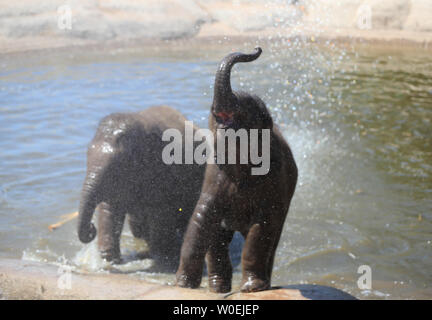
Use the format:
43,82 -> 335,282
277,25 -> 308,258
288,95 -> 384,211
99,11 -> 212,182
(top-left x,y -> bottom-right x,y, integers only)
77,106 -> 205,270
176,48 -> 298,293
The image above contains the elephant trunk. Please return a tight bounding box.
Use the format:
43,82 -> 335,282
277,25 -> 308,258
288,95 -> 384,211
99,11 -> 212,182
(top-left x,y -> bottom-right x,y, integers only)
77,171 -> 99,243
212,47 -> 262,113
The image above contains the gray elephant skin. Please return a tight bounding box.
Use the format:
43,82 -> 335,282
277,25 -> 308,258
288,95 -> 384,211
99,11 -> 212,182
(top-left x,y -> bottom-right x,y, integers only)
176,48 -> 298,293
77,106 -> 205,269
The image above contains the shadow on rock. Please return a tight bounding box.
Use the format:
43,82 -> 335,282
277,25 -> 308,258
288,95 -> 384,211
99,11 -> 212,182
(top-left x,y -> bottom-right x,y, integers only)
276,284 -> 357,300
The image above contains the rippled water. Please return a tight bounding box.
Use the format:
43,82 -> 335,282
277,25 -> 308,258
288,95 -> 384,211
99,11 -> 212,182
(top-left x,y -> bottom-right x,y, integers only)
0,42 -> 431,299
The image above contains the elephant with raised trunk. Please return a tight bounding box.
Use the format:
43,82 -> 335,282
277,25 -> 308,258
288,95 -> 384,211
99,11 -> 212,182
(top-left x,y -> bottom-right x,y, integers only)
77,106 -> 205,269
176,48 -> 298,293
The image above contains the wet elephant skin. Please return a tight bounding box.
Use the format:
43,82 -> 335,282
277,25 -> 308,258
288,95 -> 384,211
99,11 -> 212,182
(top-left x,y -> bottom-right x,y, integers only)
176,48 -> 298,293
77,105 -> 205,270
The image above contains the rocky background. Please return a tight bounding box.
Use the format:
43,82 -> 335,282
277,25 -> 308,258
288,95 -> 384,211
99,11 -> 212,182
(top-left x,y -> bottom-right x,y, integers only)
0,0 -> 431,52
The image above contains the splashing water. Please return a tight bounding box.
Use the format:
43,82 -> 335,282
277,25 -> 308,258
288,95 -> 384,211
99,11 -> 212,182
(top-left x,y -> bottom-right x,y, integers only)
1,36 -> 431,299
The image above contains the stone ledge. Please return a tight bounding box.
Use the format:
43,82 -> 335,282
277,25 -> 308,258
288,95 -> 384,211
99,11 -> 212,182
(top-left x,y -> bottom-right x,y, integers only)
0,259 -> 356,300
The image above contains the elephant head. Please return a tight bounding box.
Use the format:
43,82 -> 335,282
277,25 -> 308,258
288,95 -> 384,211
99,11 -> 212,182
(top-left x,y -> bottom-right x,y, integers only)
211,47 -> 272,131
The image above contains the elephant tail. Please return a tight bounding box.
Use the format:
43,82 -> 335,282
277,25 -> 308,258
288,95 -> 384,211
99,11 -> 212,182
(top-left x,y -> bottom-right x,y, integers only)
212,47 -> 262,109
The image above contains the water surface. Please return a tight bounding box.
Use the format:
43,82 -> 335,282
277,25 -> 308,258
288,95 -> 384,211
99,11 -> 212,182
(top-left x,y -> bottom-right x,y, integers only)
0,42 -> 431,299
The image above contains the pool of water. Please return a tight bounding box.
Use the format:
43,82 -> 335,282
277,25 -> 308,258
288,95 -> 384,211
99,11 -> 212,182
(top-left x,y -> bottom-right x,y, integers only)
0,41 -> 431,299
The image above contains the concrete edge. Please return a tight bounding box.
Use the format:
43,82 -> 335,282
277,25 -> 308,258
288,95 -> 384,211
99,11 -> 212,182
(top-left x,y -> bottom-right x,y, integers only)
0,259 -> 357,300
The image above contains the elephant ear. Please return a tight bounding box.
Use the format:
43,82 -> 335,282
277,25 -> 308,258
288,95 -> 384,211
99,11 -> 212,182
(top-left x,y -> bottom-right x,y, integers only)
253,94 -> 273,129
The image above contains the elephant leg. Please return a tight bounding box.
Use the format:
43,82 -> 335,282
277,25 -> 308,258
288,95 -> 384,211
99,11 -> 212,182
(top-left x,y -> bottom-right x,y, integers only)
97,202 -> 125,264
128,216 -> 148,240
205,228 -> 234,293
176,205 -> 218,288
264,204 -> 291,282
240,211 -> 286,292
148,222 -> 181,269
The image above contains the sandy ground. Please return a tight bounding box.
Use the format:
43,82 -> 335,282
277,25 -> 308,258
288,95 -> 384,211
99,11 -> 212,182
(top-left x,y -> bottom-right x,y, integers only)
0,0 -> 431,53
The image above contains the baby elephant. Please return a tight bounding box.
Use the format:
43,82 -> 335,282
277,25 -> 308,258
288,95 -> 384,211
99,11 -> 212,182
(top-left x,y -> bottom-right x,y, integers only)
176,48 -> 298,293
77,106 -> 205,269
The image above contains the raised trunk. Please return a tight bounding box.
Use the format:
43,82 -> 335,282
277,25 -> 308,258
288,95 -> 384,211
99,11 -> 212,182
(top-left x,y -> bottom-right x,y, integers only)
212,47 -> 262,113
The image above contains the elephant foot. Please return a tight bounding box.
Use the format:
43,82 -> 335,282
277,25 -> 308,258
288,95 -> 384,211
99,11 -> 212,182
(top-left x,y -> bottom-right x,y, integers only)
176,272 -> 202,289
208,274 -> 232,293
135,251 -> 151,260
100,250 -> 122,265
240,275 -> 270,293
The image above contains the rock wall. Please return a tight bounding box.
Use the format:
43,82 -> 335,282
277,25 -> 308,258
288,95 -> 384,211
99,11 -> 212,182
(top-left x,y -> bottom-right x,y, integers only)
0,0 -> 431,52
